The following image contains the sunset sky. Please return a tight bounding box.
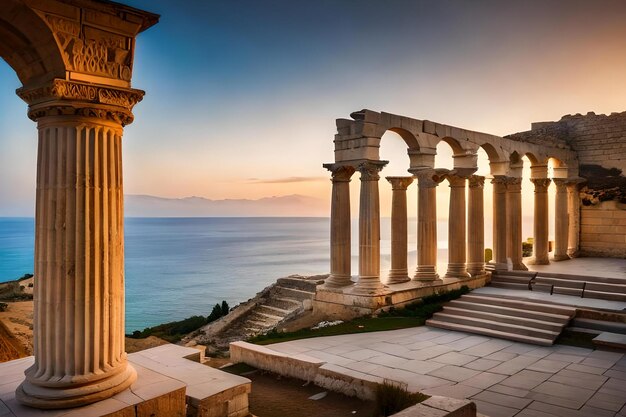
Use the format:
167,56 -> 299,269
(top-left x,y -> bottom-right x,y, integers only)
1,0 -> 626,223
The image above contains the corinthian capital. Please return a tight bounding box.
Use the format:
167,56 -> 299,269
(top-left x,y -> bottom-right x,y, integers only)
323,163 -> 355,182
468,175 -> 485,189
386,176 -> 414,190
357,161 -> 387,181
530,178 -> 551,192
504,177 -> 523,192
410,168 -> 446,188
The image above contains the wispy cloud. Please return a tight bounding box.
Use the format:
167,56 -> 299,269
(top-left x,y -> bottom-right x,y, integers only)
246,176 -> 326,184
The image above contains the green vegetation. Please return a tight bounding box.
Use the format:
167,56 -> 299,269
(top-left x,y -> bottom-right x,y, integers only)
375,380 -> 429,416
484,248 -> 493,263
128,300 -> 230,343
522,241 -> 533,257
249,286 -> 470,345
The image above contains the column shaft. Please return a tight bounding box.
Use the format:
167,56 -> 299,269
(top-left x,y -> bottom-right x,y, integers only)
566,180 -> 582,258
413,170 -> 441,281
467,176 -> 485,276
553,179 -> 570,261
323,164 -> 355,288
18,118 -> 136,409
386,177 -> 414,284
529,178 -> 550,265
445,175 -> 470,278
491,176 -> 508,271
355,161 -> 386,294
505,177 -> 527,270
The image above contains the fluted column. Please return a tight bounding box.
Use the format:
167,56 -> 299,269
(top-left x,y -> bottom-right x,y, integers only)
15,80 -> 144,409
386,176 -> 414,284
412,169 -> 442,281
467,175 -> 485,276
528,178 -> 551,265
505,177 -> 527,270
553,179 -> 570,261
491,176 -> 508,271
323,164 -> 355,288
355,161 -> 387,294
566,179 -> 583,258
445,174 -> 470,279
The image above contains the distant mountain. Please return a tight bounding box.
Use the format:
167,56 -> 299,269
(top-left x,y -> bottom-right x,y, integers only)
124,194 -> 329,217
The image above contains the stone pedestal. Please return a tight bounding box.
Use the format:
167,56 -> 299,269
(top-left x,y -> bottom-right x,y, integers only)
386,177 -> 414,284
467,176 -> 485,276
553,179 -> 570,261
354,161 -> 387,294
323,164 -> 355,288
15,81 -> 145,409
505,177 -> 527,270
445,175 -> 470,279
412,170 -> 441,281
491,176 -> 508,271
528,178 -> 551,265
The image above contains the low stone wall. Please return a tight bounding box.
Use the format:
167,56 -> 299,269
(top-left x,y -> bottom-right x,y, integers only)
391,396 -> 476,417
580,200 -> 626,258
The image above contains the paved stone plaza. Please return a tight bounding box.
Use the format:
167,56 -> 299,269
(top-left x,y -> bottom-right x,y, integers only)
264,326 -> 626,417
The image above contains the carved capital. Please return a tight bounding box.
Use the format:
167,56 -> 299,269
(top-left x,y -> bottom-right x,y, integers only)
386,176 -> 414,191
504,177 -> 523,192
468,175 -> 485,189
445,174 -> 467,188
491,175 -> 508,193
17,80 -> 144,126
530,178 -> 551,192
357,161 -> 387,181
552,178 -> 568,192
324,164 -> 355,182
411,169 -> 445,188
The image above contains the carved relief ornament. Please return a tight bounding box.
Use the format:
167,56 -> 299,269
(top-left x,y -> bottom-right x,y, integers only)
324,164 -> 355,182
17,80 -> 144,126
468,175 -> 485,189
357,161 -> 387,181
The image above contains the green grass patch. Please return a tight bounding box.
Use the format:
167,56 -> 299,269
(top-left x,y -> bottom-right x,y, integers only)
249,286 -> 470,345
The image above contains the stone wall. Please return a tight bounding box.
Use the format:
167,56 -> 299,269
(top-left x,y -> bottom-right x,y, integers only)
509,111 -> 626,258
580,200 -> 626,258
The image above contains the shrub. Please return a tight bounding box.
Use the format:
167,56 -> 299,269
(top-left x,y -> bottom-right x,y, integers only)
0,302 -> 7,312
207,304 -> 223,322
374,380 -> 429,416
221,300 -> 230,315
522,241 -> 533,257
484,248 -> 493,263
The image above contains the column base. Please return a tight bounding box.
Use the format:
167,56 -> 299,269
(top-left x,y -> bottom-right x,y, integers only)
413,266 -> 440,282
466,262 -> 485,277
488,261 -> 508,271
353,275 -> 385,295
552,254 -> 570,262
526,257 -> 549,266
511,262 -> 528,271
387,269 -> 411,285
16,363 -> 137,410
323,274 -> 354,288
567,249 -> 580,258
444,263 -> 471,279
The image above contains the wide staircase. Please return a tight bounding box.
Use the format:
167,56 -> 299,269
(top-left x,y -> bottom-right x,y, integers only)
426,293 -> 576,346
490,270 -> 626,301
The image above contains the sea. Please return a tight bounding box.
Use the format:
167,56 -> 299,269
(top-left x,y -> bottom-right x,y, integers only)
0,216 -> 522,333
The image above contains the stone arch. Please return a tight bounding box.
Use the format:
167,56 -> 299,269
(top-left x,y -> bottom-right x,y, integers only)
386,127 -> 420,150
0,0 -> 66,87
438,136 -> 466,156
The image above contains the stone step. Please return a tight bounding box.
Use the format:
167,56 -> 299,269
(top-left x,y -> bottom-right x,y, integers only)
251,310 -> 285,322
583,290 -> 626,302
530,282 -> 554,293
593,332 -> 626,349
572,318 -> 626,335
441,306 -> 565,332
491,282 -> 531,291
552,287 -> 583,297
266,296 -> 302,310
536,272 -> 625,285
585,282 -> 626,294
246,319 -> 271,328
430,312 -> 559,340
276,277 -> 321,292
460,294 -> 576,317
566,326 -> 602,336
491,275 -> 533,284
493,270 -> 537,278
426,320 -> 554,346
447,300 -> 571,324
535,276 -> 586,289
274,286 -> 316,301
257,304 -> 291,317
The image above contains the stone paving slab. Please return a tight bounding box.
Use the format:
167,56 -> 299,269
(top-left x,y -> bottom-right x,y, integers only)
259,326 -> 626,417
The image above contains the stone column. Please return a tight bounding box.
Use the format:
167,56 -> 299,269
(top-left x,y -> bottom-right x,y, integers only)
445,174 -> 470,279
467,175 -> 485,276
553,179 -> 570,261
323,164 -> 355,288
528,178 -> 551,265
491,176 -> 508,271
505,177 -> 527,270
566,179 -> 582,258
16,81 -> 143,409
386,176 -> 414,284
412,169 -> 442,281
355,161 -> 387,294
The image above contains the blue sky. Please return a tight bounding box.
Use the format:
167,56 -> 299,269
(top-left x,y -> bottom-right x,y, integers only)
1,0 -> 626,216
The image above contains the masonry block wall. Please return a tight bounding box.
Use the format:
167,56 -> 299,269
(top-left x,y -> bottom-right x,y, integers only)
509,111 -> 626,258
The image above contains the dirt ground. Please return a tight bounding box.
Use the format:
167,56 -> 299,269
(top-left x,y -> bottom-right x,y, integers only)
220,365 -> 376,417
